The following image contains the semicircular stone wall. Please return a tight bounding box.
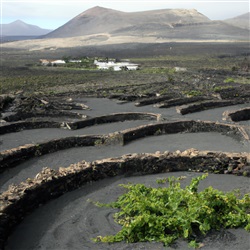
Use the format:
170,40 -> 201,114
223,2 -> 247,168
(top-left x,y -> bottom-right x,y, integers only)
0,149 -> 249,249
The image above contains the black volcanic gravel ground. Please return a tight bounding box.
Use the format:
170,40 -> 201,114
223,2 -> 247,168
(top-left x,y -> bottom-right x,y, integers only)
6,172 -> 250,250
1,97 -> 250,250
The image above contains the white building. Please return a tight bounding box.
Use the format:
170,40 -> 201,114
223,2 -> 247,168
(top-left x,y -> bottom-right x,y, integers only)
69,60 -> 82,63
39,59 -> 66,66
52,60 -> 66,65
94,60 -> 139,71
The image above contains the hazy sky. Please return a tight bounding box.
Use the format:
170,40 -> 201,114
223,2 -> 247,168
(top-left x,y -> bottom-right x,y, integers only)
1,0 -> 249,30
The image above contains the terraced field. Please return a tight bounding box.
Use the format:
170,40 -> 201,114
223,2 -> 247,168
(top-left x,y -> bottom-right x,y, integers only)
0,43 -> 249,249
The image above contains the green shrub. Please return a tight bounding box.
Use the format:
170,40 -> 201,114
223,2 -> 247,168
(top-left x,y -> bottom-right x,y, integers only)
224,78 -> 235,83
183,90 -> 203,97
91,174 -> 250,248
213,86 -> 234,92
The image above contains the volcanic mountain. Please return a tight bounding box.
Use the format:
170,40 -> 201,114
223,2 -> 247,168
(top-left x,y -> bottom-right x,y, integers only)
1,20 -> 52,36
42,6 -> 248,41
224,12 -> 250,30
2,7 -> 248,50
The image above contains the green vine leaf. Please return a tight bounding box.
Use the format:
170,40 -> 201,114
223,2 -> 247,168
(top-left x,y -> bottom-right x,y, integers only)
90,174 -> 250,248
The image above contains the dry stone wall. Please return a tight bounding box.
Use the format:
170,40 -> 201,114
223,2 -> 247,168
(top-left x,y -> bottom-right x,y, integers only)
176,99 -> 249,115
0,135 -> 104,173
0,112 -> 161,135
65,112 -> 161,130
0,120 -> 248,173
121,120 -> 249,143
0,149 -> 249,249
0,121 -> 61,135
223,108 -> 250,122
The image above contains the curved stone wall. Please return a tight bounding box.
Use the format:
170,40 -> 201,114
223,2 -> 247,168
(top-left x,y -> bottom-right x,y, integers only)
223,108 -> 250,122
176,99 -> 249,115
135,94 -> 178,106
0,149 -> 249,249
0,135 -> 104,173
0,120 -> 248,173
154,96 -> 211,108
64,112 -> 162,130
0,112 -> 161,135
0,121 -> 62,135
3,110 -> 86,122
120,120 -> 249,143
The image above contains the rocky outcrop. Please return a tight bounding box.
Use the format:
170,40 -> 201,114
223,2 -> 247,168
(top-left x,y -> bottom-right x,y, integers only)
10,95 -> 90,113
0,95 -> 14,112
0,149 -> 249,249
1,95 -> 89,122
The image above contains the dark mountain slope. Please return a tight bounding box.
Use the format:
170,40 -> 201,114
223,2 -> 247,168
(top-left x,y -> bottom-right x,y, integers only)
111,21 -> 248,40
1,7 -> 248,49
43,6 -> 210,38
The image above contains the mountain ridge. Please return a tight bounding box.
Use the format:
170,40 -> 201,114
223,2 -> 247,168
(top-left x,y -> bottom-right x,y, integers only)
224,12 -> 250,30
1,7 -> 249,49
1,20 -> 52,36
43,6 -> 211,39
